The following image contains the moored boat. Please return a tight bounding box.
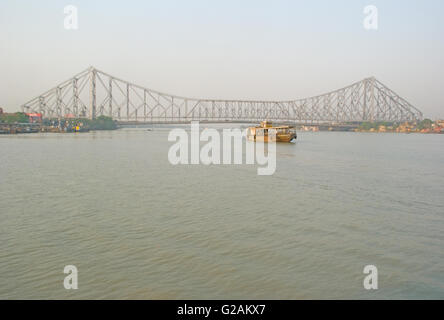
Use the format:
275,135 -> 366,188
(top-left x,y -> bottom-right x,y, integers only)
247,121 -> 297,142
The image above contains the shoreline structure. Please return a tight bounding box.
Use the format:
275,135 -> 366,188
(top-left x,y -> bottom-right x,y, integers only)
1,110 -> 443,135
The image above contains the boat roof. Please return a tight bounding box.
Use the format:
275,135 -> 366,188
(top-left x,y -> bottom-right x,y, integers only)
251,125 -> 294,129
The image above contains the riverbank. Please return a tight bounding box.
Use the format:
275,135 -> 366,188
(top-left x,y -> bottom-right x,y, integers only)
0,115 -> 118,134
2,116 -> 444,135
299,119 -> 444,134
0,123 -> 40,134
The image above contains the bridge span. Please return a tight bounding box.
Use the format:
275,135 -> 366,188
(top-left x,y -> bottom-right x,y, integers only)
22,66 -> 423,124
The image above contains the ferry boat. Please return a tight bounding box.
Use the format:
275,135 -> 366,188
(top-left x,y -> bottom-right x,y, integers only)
247,121 -> 297,142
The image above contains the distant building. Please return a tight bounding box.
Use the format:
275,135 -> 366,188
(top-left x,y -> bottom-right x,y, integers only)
25,113 -> 43,123
301,125 -> 319,132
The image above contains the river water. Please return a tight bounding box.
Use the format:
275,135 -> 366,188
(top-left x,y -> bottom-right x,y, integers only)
0,125 -> 443,299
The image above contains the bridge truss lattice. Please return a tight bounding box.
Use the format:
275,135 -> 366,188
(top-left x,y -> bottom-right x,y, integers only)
22,67 -> 423,123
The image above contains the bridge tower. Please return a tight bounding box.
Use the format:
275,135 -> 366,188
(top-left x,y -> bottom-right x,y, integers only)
89,67 -> 97,120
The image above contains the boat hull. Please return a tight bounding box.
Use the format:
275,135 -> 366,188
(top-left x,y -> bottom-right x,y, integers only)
247,133 -> 297,142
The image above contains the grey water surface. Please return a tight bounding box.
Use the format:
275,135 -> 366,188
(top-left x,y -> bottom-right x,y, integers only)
0,126 -> 443,299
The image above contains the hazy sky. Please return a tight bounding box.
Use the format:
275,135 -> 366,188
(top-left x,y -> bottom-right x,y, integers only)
1,0 -> 443,118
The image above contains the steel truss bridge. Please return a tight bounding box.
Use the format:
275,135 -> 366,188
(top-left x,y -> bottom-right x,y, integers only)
22,66 -> 423,123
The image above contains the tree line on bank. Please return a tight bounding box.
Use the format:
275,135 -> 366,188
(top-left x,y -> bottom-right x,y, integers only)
357,119 -> 434,131
0,112 -> 117,130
